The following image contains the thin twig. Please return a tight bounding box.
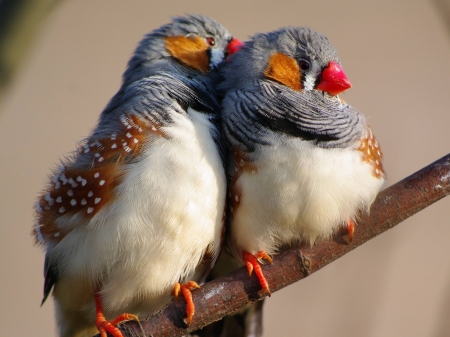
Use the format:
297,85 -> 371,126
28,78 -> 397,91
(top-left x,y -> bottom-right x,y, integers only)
98,153 -> 450,337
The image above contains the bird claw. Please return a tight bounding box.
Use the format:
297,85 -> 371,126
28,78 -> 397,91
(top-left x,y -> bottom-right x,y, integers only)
173,281 -> 200,326
94,293 -> 139,337
347,219 -> 355,243
242,250 -> 272,296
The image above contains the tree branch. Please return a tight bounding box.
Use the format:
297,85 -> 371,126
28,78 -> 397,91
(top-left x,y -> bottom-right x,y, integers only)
99,153 -> 450,337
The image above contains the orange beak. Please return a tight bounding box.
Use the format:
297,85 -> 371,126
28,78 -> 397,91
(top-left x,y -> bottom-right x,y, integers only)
316,61 -> 352,96
227,38 -> 243,56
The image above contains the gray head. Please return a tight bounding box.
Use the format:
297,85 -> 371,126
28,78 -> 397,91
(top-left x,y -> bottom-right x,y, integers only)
221,27 -> 364,151
221,26 -> 351,96
122,14 -> 240,87
101,15 -> 241,116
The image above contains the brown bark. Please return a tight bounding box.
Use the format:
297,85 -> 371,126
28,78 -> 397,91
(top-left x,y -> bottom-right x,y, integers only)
97,153 -> 450,337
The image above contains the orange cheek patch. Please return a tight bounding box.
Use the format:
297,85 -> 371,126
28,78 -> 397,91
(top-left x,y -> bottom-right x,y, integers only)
357,126 -> 385,179
264,52 -> 302,91
229,147 -> 258,216
165,36 -> 209,73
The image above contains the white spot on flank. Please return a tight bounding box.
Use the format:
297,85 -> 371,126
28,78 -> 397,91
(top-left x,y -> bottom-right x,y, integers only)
84,148 -> 90,153
366,149 -> 371,155
35,201 -> 43,213
60,174 -> 68,184
124,146 -> 131,152
111,133 -> 117,140
70,199 -> 77,206
35,223 -> 44,243
126,133 -> 132,138
111,143 -> 117,149
88,191 -> 94,197
59,207 -> 66,213
151,126 -> 157,131
94,198 -> 101,204
94,172 -> 100,178
375,168 -> 380,174
99,180 -> 105,186
76,176 -> 83,182
95,153 -> 100,157
56,196 -> 62,203
54,182 -> 61,189
54,232 -> 60,237
44,193 -> 54,206
235,195 -> 239,202
67,189 -> 74,196
81,198 -> 87,205
133,138 -> 139,143
98,157 -> 104,162
87,207 -> 94,214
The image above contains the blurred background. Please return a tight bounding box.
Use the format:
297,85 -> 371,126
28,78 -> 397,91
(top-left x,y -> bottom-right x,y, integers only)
1,0 -> 449,336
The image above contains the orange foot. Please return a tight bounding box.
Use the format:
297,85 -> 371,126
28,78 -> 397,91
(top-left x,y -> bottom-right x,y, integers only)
347,219 -> 355,243
94,292 -> 139,337
242,250 -> 272,296
173,281 -> 201,326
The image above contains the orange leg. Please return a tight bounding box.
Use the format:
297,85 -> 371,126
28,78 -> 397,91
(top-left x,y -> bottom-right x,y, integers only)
94,292 -> 139,337
173,281 -> 201,326
347,219 -> 355,242
242,250 -> 272,296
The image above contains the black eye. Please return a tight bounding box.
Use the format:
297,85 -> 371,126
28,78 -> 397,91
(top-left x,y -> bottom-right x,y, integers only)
299,60 -> 310,71
206,37 -> 216,47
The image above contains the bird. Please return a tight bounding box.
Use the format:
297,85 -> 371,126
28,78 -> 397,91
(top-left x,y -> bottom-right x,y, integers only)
220,26 -> 385,295
33,14 -> 242,337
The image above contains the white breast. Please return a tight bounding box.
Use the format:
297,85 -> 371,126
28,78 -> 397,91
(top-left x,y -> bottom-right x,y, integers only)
230,137 -> 384,257
54,107 -> 226,319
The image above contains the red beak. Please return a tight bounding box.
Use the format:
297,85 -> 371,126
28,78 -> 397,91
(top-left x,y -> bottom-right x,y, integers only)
316,61 -> 352,96
227,38 -> 243,56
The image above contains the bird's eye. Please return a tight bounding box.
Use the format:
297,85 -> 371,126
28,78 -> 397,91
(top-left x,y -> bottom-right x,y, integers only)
299,60 -> 310,71
206,37 -> 216,47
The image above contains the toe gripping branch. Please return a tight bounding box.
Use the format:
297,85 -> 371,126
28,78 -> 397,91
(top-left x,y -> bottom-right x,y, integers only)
242,250 -> 273,295
173,281 -> 201,326
94,292 -> 139,337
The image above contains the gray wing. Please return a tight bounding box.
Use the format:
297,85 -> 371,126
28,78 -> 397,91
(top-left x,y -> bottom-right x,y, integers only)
221,80 -> 365,152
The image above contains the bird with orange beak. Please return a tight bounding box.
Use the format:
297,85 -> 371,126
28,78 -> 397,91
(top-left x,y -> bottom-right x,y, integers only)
220,26 -> 385,294
34,15 -> 241,337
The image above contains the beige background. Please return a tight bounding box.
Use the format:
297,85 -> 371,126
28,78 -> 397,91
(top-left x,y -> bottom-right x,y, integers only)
1,1 -> 450,336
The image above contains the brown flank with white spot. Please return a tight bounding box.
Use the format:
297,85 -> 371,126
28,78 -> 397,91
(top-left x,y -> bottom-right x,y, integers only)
357,126 -> 384,179
34,114 -> 165,245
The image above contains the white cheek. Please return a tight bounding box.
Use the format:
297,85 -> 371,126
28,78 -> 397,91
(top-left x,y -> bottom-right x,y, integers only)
209,49 -> 225,69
